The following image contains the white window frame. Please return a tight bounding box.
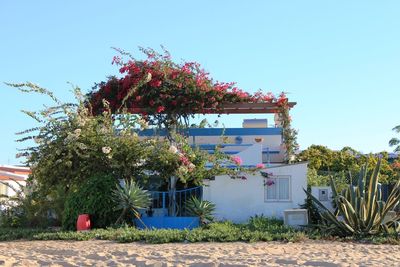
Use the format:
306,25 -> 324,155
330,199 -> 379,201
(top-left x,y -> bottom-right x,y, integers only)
264,175 -> 292,202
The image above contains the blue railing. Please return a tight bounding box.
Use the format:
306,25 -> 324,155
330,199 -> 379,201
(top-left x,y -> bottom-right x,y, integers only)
150,186 -> 203,217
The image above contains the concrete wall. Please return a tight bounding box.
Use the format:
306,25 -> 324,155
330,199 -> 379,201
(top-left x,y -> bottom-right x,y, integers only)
311,186 -> 334,212
203,162 -> 308,223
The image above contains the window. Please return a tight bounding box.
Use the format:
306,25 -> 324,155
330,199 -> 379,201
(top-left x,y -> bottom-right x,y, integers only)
264,175 -> 291,201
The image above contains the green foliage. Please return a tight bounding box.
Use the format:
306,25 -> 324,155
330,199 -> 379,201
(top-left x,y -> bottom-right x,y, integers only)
276,99 -> 299,163
305,160 -> 400,237
247,215 -> 283,229
1,216 -> 399,244
112,180 -> 151,225
299,145 -> 398,185
0,179 -> 27,227
9,82 -> 240,225
0,218 -> 306,244
300,186 -> 323,225
185,197 -> 216,225
62,174 -> 119,230
0,178 -> 54,228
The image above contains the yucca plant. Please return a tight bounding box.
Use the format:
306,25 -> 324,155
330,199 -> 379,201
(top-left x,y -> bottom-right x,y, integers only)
186,196 -> 216,225
305,159 -> 400,236
112,180 -> 151,225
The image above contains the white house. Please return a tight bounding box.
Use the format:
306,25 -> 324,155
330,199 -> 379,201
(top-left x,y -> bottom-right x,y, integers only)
203,163 -> 307,223
192,119 -> 307,222
139,118 -> 308,223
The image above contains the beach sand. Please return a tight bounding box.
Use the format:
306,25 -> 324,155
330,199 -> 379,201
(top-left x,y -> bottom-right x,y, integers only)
0,240 -> 398,266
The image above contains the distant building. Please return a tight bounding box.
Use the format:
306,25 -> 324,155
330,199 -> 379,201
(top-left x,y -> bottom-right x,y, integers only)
0,165 -> 30,198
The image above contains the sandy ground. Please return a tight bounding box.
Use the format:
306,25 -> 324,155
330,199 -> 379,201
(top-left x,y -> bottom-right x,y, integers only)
0,240 -> 399,267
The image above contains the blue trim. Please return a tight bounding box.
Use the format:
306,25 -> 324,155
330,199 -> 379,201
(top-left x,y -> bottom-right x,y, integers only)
263,150 -> 280,154
138,128 -> 171,136
150,186 -> 202,194
189,128 -> 282,136
191,144 -> 253,149
138,128 -> 282,137
207,151 -> 239,155
207,150 -> 280,155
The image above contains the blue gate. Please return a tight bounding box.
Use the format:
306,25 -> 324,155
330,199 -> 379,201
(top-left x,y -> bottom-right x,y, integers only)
149,186 -> 203,216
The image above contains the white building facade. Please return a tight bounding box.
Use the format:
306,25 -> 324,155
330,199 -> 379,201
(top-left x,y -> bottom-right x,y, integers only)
140,118 -> 308,222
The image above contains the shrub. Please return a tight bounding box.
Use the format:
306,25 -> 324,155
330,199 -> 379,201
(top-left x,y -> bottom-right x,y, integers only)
62,173 -> 119,230
306,159 -> 400,237
185,197 -> 215,225
112,180 -> 151,225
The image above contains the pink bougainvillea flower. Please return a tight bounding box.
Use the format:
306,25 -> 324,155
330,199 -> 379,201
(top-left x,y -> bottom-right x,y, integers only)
180,155 -> 190,165
112,56 -> 122,65
231,155 -> 243,166
266,179 -> 275,186
156,106 -> 165,113
256,163 -> 265,169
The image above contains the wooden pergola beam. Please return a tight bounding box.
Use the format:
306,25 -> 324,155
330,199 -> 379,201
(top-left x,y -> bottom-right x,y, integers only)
204,102 -> 297,114
127,102 -> 296,114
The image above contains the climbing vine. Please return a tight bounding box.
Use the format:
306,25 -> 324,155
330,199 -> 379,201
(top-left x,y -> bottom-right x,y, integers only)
276,93 -> 299,163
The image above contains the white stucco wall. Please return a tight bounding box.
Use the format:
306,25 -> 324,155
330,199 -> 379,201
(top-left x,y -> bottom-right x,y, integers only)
203,162 -> 308,223
0,180 -> 26,198
311,186 -> 334,212
191,135 -> 282,151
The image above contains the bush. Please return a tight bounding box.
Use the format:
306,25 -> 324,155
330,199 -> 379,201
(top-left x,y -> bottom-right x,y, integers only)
62,173 -> 119,230
185,197 -> 215,225
306,160 -> 400,237
0,219 -> 399,244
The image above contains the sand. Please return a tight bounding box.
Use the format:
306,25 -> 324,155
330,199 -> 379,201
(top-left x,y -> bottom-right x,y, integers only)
0,240 -> 398,267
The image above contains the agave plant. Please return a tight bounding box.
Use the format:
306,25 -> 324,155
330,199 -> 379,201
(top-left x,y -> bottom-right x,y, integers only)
186,196 -> 216,225
305,159 -> 400,236
112,180 -> 151,225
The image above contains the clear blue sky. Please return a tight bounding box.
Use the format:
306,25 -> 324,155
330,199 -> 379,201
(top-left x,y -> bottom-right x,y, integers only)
1,1 -> 399,164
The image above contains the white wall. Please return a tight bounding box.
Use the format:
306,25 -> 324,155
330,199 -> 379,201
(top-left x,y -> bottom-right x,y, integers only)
191,135 -> 282,151
0,180 -> 26,198
203,162 -> 308,223
311,186 -> 334,212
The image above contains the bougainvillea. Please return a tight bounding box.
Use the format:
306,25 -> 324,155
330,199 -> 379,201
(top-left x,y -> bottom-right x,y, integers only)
88,48 -> 287,127
88,47 -> 297,162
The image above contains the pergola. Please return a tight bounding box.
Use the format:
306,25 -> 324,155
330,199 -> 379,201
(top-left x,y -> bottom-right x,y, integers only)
206,102 -> 297,114
125,102 -> 297,115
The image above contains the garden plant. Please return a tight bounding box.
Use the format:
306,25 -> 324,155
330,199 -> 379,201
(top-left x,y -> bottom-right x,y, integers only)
305,159 -> 400,237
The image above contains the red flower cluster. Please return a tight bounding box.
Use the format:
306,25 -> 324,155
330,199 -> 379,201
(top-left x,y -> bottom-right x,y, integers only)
392,161 -> 400,170
88,49 -> 288,119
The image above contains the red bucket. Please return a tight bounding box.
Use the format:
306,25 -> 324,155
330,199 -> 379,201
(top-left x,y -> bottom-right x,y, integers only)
76,214 -> 91,231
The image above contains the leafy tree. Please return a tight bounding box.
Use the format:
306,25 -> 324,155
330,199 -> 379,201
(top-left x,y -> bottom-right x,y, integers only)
298,145 -> 398,185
